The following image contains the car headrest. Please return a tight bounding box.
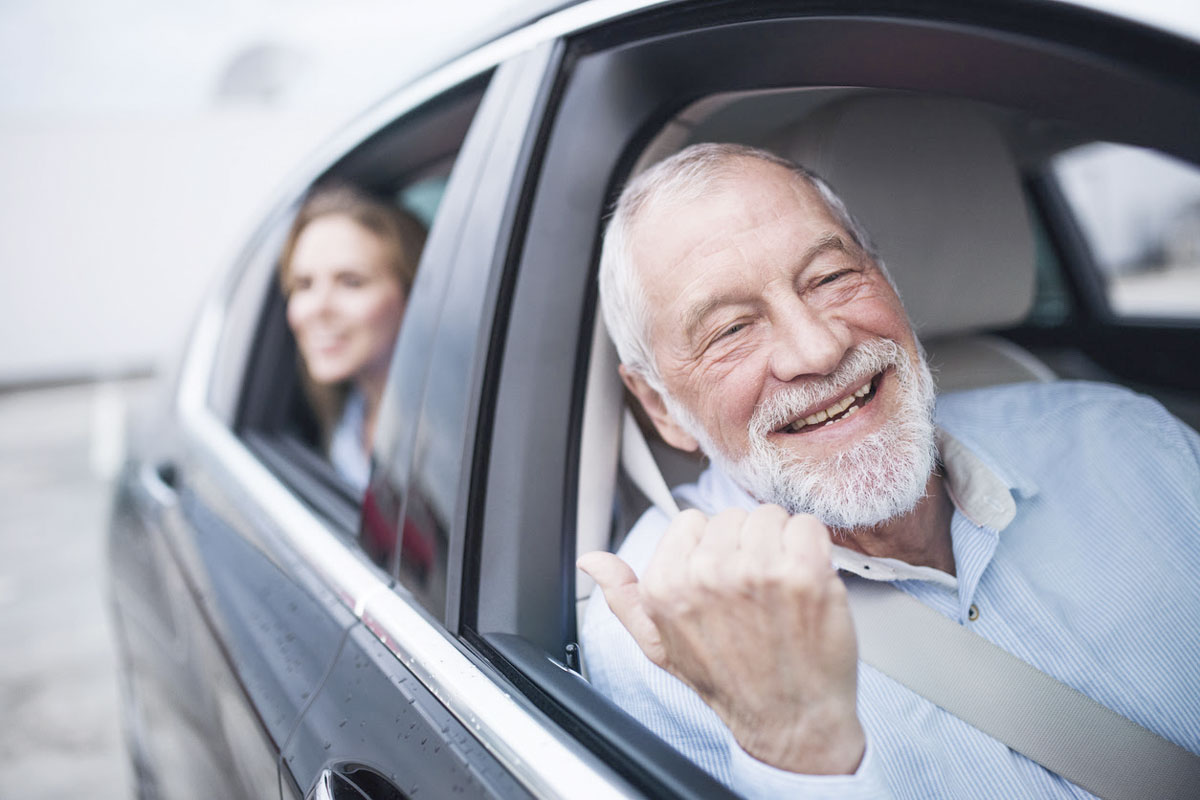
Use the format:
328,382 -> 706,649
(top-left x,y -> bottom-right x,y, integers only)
774,95 -> 1035,337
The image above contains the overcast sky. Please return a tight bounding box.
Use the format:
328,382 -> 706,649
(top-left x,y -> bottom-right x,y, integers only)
0,0 -> 525,116
0,0 -> 538,382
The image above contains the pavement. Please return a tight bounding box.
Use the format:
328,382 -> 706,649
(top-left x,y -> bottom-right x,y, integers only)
0,378 -> 154,800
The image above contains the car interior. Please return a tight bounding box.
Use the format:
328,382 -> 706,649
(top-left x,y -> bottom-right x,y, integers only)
571,85 -> 1200,642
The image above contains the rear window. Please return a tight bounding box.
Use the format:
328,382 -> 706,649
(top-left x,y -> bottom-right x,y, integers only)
1052,142 -> 1200,318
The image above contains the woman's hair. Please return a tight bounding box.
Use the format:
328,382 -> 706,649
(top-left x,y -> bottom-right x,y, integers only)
278,183 -> 428,446
278,183 -> 427,297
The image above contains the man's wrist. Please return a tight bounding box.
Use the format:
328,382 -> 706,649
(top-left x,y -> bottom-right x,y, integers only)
739,710 -> 865,775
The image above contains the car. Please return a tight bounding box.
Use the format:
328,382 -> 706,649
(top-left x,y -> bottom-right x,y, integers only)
106,0 -> 1200,797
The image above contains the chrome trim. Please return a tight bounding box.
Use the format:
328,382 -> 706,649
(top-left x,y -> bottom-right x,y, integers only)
177,296 -> 225,422
137,463 -> 179,508
306,770 -> 335,800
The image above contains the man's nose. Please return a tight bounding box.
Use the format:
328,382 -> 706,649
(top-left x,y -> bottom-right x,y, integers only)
768,302 -> 850,381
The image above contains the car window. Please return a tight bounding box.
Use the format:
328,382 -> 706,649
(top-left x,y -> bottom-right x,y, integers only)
1024,192 -> 1075,328
229,73 -> 494,546
1052,142 -> 1200,318
470,7 -> 1200,796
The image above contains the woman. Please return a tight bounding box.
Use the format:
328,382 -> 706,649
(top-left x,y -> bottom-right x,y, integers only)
278,185 -> 426,490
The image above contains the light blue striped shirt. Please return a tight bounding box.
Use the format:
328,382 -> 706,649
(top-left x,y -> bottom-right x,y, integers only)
581,381 -> 1200,798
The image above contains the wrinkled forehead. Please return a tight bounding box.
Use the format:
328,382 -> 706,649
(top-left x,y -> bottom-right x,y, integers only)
627,159 -> 838,290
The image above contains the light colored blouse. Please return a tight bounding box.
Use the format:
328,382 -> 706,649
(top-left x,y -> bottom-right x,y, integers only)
329,388 -> 370,491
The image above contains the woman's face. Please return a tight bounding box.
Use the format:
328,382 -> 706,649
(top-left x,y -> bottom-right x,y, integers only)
285,214 -> 406,391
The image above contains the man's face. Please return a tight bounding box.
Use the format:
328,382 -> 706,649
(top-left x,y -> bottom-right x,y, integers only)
629,159 -> 936,528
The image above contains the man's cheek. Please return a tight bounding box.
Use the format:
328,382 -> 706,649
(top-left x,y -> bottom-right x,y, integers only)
709,389 -> 758,451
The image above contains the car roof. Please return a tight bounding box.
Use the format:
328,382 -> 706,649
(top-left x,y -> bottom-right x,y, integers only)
441,0 -> 1200,76
286,0 -> 1200,239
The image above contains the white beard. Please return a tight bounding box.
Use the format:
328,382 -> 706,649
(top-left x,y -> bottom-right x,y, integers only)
665,338 -> 938,531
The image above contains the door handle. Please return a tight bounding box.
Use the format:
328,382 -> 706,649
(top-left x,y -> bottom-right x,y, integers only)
304,766 -> 408,800
155,461 -> 179,489
305,770 -> 335,800
139,461 -> 179,506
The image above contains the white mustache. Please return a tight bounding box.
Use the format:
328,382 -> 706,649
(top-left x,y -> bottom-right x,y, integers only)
749,339 -> 909,438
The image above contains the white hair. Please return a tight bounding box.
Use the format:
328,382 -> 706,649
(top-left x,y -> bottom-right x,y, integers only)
597,142 -> 883,391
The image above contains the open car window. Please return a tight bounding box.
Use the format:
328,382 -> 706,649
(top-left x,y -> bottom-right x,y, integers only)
463,6 -> 1200,797
221,73 -> 493,554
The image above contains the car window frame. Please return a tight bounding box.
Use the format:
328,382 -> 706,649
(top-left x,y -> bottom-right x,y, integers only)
465,2 -> 1200,794
224,74 -> 499,561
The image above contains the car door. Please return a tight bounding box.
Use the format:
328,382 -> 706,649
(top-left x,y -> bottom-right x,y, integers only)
111,207 -> 361,800
277,43 -> 559,800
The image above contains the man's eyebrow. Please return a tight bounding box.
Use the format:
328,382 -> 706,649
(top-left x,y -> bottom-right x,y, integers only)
804,232 -> 851,263
682,294 -> 739,343
680,232 -> 852,342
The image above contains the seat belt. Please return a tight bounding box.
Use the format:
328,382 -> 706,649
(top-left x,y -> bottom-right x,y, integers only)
845,578 -> 1200,800
621,409 -> 682,517
617,410 -> 1200,800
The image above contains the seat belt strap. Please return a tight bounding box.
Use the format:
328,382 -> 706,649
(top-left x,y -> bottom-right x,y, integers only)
618,411 -> 1200,800
845,578 -> 1200,800
621,409 -> 681,517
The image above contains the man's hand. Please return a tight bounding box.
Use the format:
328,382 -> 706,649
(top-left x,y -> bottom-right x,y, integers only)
578,505 -> 865,775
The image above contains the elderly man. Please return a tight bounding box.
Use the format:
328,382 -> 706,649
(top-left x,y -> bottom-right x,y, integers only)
578,143 -> 1200,798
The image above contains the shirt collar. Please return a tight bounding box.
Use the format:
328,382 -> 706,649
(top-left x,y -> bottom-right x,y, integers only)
938,428 -> 1024,532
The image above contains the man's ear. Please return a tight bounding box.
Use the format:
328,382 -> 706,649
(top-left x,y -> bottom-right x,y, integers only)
619,365 -> 700,453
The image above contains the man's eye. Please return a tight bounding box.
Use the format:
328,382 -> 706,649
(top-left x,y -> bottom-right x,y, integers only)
717,322 -> 747,340
340,274 -> 367,288
817,270 -> 848,286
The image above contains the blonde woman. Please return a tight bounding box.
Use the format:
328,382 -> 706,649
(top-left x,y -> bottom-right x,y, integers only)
278,185 -> 426,489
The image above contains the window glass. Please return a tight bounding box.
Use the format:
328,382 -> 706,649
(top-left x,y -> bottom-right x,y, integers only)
1053,143 -> 1200,318
1024,192 -> 1073,327
232,75 -> 492,547
207,220 -> 291,423
397,176 -> 449,228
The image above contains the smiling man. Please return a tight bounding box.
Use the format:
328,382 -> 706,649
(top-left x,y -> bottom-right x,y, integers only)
578,143 -> 1200,798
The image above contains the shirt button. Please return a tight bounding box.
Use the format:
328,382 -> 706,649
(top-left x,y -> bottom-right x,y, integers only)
968,604 -> 980,622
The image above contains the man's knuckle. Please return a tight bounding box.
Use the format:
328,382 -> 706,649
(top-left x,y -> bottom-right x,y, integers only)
676,508 -> 708,531
712,507 -> 748,529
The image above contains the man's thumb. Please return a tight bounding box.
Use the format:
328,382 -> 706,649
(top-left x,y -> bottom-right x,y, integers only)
578,552 -> 664,664
578,551 -> 637,592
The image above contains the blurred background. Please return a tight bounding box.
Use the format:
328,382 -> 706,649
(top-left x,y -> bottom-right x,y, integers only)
0,0 -> 524,386
2,0 -> 1200,797
0,1 -> 521,796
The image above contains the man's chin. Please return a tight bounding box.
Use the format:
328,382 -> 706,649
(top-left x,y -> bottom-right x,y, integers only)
668,334 -> 938,531
719,423 -> 936,532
